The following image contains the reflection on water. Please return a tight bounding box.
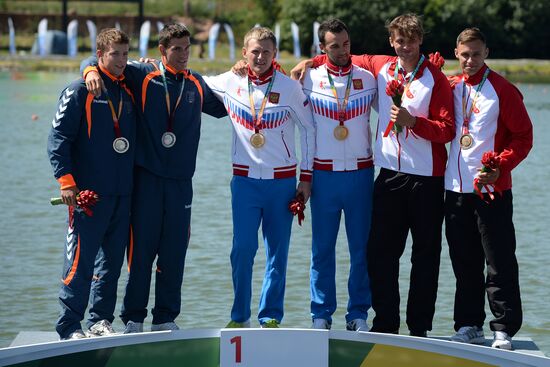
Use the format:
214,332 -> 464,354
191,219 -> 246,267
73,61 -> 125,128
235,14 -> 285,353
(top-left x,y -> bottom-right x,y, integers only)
0,72 -> 548,357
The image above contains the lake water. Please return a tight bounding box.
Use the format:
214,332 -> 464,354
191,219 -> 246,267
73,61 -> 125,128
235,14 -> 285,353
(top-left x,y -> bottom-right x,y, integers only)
0,71 -> 548,356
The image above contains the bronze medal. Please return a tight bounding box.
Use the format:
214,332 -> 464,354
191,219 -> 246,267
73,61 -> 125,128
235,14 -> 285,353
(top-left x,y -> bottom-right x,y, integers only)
333,125 -> 349,141
459,133 -> 474,150
250,132 -> 265,148
162,132 -> 176,148
113,137 -> 130,153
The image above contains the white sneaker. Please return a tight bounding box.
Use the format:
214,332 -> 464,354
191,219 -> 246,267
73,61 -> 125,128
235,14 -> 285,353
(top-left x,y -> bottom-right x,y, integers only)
346,319 -> 369,332
87,319 -> 116,337
450,326 -> 485,344
63,329 -> 87,340
151,321 -> 180,331
123,321 -> 144,334
492,331 -> 512,350
312,318 -> 330,330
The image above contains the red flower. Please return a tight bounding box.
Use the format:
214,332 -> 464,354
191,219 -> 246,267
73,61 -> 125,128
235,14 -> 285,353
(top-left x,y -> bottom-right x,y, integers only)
428,52 -> 445,70
474,151 -> 502,201
384,79 -> 404,135
288,194 -> 306,226
50,189 -> 99,217
481,151 -> 501,171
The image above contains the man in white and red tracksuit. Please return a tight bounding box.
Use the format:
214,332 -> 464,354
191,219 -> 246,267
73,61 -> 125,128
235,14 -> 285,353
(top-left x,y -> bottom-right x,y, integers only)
445,27 -> 533,350
205,27 -> 315,328
301,19 -> 377,332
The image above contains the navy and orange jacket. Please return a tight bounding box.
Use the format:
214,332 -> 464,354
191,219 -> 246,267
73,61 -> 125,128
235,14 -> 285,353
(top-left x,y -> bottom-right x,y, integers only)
82,58 -> 227,180
48,70 -> 137,195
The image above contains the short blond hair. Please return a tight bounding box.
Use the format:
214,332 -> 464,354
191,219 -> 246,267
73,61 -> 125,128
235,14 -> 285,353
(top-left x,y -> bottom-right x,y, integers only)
386,13 -> 424,40
96,28 -> 129,53
243,27 -> 277,49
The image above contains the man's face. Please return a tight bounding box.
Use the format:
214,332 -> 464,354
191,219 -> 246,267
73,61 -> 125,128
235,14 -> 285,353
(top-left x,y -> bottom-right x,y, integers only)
389,31 -> 422,64
320,30 -> 351,67
455,39 -> 489,76
97,43 -> 129,77
159,36 -> 191,71
242,38 -> 277,77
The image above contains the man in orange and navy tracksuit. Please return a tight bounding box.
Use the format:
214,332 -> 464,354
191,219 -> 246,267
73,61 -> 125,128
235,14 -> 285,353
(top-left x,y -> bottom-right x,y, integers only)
83,23 -> 226,332
48,28 -> 136,340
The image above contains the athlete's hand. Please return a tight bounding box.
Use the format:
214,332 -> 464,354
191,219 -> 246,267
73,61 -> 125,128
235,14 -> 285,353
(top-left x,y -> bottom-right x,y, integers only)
139,57 -> 158,64
290,59 -> 313,83
85,71 -> 105,96
60,186 -> 79,207
477,167 -> 500,185
231,60 -> 248,77
297,181 -> 312,203
390,105 -> 416,128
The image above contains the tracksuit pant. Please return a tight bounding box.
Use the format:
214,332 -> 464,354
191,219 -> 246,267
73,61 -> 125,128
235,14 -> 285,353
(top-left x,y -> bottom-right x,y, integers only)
121,167 -> 192,325
229,175 -> 296,325
445,189 -> 522,336
367,168 -> 444,334
56,195 -> 130,339
310,168 -> 374,324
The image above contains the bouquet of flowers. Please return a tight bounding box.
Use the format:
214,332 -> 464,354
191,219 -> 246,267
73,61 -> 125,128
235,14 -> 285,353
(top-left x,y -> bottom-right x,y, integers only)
384,79 -> 405,136
50,189 -> 99,216
473,151 -> 502,201
289,194 -> 306,226
428,52 -> 445,70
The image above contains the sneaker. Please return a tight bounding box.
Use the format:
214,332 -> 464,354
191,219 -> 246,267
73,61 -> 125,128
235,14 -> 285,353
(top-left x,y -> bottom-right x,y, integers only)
87,319 -> 116,337
312,318 -> 330,330
346,319 -> 369,332
123,321 -> 144,334
63,329 -> 87,340
261,319 -> 279,328
151,321 -> 180,331
492,331 -> 512,350
225,320 -> 251,328
450,326 -> 485,344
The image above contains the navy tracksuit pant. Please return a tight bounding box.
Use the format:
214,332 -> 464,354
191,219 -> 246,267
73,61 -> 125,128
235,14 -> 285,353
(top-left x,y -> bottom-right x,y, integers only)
56,195 -> 130,339
121,167 -> 192,325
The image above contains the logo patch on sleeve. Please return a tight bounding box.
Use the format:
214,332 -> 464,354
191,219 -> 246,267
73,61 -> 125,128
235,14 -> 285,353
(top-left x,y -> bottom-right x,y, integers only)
269,92 -> 280,104
353,79 -> 363,90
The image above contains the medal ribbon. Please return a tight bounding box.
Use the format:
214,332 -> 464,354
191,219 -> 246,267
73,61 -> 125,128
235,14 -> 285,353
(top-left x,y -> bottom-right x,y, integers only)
105,86 -> 123,138
248,71 -> 276,134
326,68 -> 353,126
461,67 -> 490,136
393,54 -> 425,104
160,62 -> 186,133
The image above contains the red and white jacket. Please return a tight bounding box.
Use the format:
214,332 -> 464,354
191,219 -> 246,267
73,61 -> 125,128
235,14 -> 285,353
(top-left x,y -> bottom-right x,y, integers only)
314,54 -> 455,177
302,60 -> 377,171
205,68 -> 315,181
445,65 -> 533,193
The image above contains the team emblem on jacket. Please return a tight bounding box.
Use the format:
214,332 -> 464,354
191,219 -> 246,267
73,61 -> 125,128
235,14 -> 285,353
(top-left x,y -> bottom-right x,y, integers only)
269,92 -> 280,104
186,91 -> 195,103
353,79 -> 363,90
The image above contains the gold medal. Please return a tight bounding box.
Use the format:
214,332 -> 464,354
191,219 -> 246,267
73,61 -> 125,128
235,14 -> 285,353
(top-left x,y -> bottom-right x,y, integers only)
333,125 -> 349,141
459,133 -> 474,150
250,132 -> 265,148
113,137 -> 130,153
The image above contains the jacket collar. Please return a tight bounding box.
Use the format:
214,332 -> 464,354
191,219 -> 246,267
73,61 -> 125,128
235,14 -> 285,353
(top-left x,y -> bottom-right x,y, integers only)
463,64 -> 489,85
98,65 -> 125,83
326,58 -> 352,76
387,56 -> 427,81
248,64 -> 274,85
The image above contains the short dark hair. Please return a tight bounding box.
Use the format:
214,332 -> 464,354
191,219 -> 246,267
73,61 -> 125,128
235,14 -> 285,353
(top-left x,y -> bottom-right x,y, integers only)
96,28 -> 129,52
456,27 -> 487,46
159,23 -> 191,48
318,18 -> 349,44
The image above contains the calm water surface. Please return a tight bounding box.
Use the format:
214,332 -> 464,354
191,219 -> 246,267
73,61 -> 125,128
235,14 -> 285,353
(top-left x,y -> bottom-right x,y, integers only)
0,71 -> 548,356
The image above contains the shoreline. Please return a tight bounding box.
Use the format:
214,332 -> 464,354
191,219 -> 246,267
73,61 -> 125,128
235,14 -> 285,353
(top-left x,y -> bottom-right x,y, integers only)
2,55 -> 550,83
